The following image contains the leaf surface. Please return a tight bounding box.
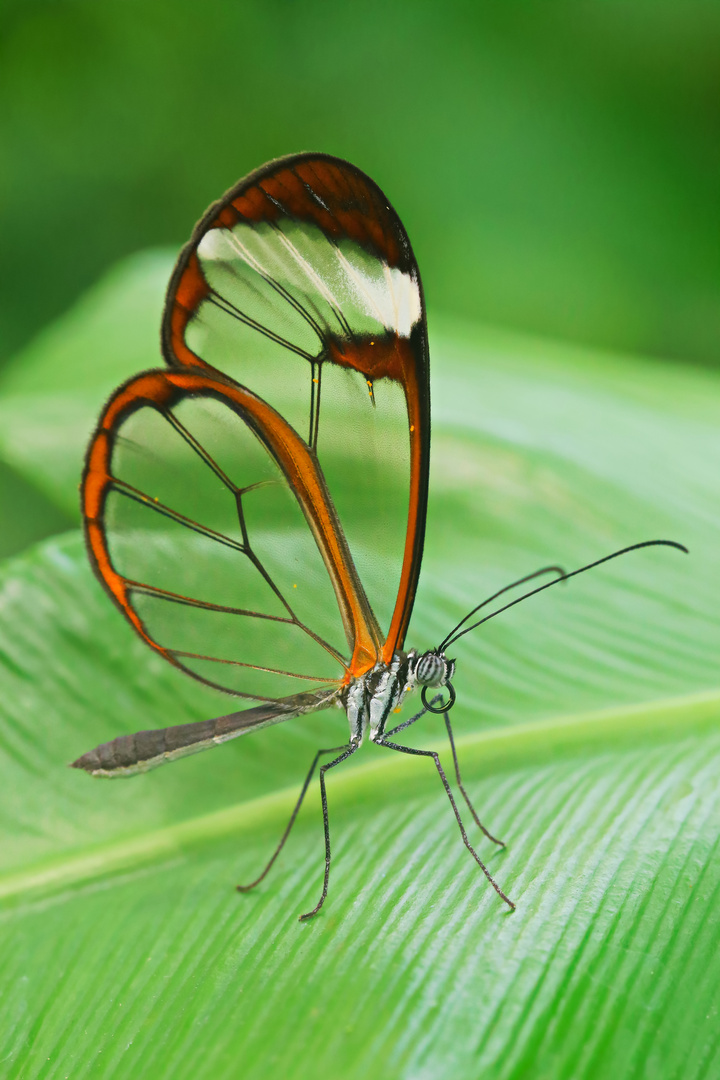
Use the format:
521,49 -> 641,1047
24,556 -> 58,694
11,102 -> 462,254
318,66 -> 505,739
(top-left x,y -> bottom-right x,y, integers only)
0,258 -> 718,1079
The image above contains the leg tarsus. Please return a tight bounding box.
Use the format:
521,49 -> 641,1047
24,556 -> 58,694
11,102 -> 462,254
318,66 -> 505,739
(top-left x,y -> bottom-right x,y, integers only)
377,737 -> 515,911
444,713 -> 505,848
237,743 -> 349,893
298,741 -> 359,921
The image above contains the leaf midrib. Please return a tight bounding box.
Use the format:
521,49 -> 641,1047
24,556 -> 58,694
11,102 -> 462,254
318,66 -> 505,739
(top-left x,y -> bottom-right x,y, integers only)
1,687 -> 718,905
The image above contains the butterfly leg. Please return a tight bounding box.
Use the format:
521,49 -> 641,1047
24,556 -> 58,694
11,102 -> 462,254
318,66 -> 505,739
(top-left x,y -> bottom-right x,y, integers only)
388,695 -> 507,846
237,743 -> 350,894
375,737 -> 515,911
298,741 -> 360,921
383,700 -> 431,738
443,713 -> 505,847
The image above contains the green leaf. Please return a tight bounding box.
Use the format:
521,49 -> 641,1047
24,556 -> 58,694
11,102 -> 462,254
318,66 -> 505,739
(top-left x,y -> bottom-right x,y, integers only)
0,250 -> 175,517
0,460 -> 74,560
1,271 -> 718,1077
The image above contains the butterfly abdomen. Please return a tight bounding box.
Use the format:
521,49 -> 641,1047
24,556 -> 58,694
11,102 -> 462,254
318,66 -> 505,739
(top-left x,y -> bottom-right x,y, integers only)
71,690 -> 340,777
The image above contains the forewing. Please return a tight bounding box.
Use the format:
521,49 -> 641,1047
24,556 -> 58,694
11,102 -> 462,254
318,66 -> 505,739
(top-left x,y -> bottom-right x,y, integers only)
82,369 -> 383,700
162,154 -> 430,659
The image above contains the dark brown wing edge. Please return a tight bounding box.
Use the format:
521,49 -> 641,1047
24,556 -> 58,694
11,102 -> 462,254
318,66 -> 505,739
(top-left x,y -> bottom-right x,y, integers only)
160,150 -> 421,374
71,687 -> 340,778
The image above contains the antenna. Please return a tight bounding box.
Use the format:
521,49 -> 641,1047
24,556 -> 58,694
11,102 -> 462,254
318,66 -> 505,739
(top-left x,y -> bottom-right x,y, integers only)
437,564 -> 566,652
441,539 -> 688,651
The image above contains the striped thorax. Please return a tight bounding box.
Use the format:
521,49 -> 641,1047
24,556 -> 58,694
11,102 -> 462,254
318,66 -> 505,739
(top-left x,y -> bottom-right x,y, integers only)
343,648 -> 455,745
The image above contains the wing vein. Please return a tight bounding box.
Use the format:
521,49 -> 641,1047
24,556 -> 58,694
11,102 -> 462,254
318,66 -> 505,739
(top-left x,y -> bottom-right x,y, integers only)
125,580 -> 295,621
207,293 -> 316,361
162,410 -> 238,491
269,221 -> 353,339
111,482 -> 246,554
220,226 -> 327,342
169,650 -> 340,683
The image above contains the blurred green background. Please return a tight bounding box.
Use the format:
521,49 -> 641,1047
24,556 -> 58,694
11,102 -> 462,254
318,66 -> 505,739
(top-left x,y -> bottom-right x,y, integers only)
1,0 -> 718,556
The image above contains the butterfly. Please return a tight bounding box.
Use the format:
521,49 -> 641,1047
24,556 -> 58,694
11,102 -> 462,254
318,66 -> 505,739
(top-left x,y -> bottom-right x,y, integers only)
72,153 -> 686,919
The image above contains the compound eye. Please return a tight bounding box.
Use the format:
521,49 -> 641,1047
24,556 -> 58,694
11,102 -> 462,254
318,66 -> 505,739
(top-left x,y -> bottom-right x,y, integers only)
415,651 -> 446,686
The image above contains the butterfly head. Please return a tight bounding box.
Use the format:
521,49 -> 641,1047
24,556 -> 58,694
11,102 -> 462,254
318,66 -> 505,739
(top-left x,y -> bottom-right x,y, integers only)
411,650 -> 456,713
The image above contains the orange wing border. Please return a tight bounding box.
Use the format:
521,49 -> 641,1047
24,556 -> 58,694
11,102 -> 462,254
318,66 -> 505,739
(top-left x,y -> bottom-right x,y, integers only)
82,367 -> 387,694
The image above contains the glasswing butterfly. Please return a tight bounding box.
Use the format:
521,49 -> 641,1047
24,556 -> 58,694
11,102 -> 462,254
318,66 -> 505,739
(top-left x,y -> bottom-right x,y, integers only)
72,153 -> 686,919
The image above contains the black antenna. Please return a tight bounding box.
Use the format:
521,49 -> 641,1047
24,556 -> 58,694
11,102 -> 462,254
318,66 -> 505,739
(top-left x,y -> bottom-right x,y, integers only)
442,540 -> 688,650
437,564 -> 566,652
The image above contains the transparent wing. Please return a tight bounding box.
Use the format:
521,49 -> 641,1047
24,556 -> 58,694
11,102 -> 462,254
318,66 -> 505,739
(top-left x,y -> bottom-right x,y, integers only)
82,369 -> 384,700
162,154 -> 430,660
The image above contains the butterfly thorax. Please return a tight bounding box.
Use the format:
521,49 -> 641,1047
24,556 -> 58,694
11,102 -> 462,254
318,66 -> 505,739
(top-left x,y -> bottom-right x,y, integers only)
343,649 -> 454,746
